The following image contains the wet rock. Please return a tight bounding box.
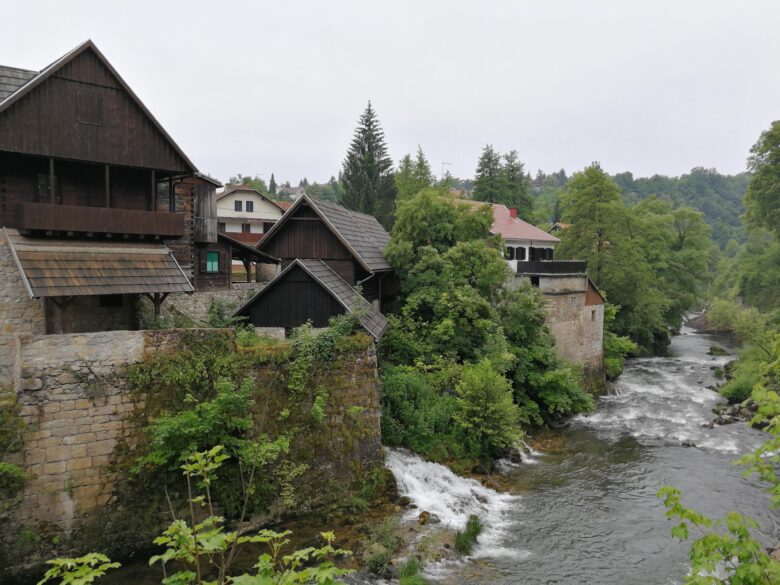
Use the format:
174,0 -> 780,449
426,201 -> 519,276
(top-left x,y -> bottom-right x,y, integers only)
428,514 -> 442,525
712,403 -> 729,416
708,344 -> 729,356
681,441 -> 696,448
508,447 -> 524,464
475,493 -> 488,504
398,496 -> 412,507
418,511 -> 431,525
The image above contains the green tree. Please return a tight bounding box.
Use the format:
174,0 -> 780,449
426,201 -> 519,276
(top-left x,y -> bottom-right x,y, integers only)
501,150 -> 533,217
269,173 -> 277,195
453,360 -> 521,462
745,120 -> 780,236
341,101 -> 397,228
395,147 -> 434,202
473,145 -> 503,203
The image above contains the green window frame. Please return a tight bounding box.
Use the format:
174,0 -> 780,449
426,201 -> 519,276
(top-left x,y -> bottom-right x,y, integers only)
206,251 -> 220,273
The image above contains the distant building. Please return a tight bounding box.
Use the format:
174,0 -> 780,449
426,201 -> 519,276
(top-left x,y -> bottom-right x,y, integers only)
216,186 -> 286,245
472,201 -> 605,378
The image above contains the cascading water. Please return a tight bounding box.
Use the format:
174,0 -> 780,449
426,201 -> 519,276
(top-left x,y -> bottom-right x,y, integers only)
383,323 -> 780,584
384,449 -> 523,559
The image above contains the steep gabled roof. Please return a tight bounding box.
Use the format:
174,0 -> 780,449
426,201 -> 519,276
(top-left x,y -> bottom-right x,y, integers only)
466,200 -> 559,244
257,194 -> 391,272
0,40 -> 197,173
0,65 -> 36,101
216,185 -> 287,212
235,259 -> 388,340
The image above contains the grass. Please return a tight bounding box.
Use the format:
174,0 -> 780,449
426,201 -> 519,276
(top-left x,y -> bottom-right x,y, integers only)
454,514 -> 483,556
399,558 -> 429,585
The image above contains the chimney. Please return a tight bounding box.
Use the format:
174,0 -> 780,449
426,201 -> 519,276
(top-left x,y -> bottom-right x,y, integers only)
509,207 -> 517,218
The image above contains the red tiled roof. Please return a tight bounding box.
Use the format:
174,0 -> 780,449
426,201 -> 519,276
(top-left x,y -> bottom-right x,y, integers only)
276,201 -> 293,210
465,201 -> 560,243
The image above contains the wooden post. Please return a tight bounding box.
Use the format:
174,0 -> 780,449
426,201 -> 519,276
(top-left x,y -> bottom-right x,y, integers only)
169,180 -> 175,213
151,170 -> 156,212
243,259 -> 251,283
145,292 -> 170,320
49,158 -> 55,204
52,296 -> 73,334
105,165 -> 111,207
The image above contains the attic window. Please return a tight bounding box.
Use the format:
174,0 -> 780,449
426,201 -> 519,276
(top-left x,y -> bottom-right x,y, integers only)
77,89 -> 102,126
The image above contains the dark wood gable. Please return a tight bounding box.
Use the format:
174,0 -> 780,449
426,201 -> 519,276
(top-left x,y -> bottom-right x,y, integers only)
259,201 -> 357,284
0,44 -> 193,173
245,264 -> 346,329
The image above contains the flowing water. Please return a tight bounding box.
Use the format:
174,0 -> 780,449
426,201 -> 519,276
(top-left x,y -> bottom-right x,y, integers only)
386,325 -> 780,584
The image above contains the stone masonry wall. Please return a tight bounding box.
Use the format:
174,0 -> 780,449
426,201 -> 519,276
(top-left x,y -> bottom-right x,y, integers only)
0,233 -> 45,391
138,285 -> 265,325
1,327 -> 382,579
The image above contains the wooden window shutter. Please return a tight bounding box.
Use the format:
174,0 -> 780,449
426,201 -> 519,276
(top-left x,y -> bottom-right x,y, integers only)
219,251 -> 227,272
200,250 -> 208,273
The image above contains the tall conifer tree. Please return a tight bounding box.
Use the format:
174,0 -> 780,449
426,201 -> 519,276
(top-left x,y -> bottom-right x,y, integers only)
269,173 -> 277,195
473,145 -> 503,203
341,101 -> 397,228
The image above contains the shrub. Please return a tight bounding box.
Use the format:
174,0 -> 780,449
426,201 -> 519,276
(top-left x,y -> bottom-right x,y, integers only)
454,514 -> 483,556
362,518 -> 402,576
453,361 -> 521,461
399,558 -> 429,585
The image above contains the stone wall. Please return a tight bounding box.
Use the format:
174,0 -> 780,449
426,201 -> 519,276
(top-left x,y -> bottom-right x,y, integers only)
0,233 -> 45,391
0,327 -> 382,580
140,285 -> 265,325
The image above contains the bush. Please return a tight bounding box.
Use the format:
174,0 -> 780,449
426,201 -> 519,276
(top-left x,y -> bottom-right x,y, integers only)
362,518 -> 402,576
721,370 -> 760,403
454,514 -> 483,556
453,361 -> 521,461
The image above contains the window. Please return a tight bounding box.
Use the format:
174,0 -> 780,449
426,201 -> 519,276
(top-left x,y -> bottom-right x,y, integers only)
234,200 -> 242,212
217,222 -> 226,233
591,310 -> 596,321
242,223 -> 251,233
246,201 -> 254,212
517,247 -> 526,261
506,247 -> 515,260
206,251 -> 220,273
77,89 -> 103,126
571,296 -> 577,308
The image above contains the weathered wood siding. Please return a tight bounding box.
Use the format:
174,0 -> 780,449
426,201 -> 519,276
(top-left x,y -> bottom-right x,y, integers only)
247,265 -> 345,328
192,240 -> 231,291
261,203 -> 358,284
193,182 -> 217,243
0,48 -> 190,172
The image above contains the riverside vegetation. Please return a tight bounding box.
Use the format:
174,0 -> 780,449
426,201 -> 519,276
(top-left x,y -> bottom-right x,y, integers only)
28,107 -> 780,584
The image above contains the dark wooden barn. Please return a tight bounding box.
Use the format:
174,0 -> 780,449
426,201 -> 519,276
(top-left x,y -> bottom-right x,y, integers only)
0,40 -> 276,332
235,259 -> 388,340
255,194 -> 396,307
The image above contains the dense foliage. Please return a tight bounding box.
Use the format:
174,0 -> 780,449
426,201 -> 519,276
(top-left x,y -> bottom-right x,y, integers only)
380,190 -> 594,464
473,145 -> 533,218
556,163 -> 713,354
340,102 -> 397,228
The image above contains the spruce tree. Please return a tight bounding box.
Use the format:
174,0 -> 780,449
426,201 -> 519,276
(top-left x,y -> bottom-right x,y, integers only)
501,150 -> 533,217
473,145 -> 503,203
395,146 -> 434,201
341,101 -> 397,228
269,173 -> 277,195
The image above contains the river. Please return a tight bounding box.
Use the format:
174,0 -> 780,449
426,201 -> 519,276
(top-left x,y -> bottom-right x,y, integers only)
386,324 -> 779,584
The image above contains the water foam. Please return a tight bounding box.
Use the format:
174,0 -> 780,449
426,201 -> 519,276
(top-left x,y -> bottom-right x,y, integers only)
384,448 -> 523,560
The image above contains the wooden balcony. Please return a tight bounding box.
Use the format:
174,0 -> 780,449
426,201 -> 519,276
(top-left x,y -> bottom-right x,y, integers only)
15,202 -> 185,237
516,260 -> 587,275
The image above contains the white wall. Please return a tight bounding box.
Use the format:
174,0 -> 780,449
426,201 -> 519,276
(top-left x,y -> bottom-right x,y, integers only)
217,192 -> 284,222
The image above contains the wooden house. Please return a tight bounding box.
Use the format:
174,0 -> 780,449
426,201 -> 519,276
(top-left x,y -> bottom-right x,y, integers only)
238,195 -> 395,336
0,40 -> 276,333
254,194 -> 395,305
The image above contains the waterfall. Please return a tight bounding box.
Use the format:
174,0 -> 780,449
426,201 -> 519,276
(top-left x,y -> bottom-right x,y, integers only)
384,449 -> 524,559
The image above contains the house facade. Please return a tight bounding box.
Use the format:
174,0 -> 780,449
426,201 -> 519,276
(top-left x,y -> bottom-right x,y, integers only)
216,185 -> 285,245
0,40 -> 275,347
473,201 -> 605,377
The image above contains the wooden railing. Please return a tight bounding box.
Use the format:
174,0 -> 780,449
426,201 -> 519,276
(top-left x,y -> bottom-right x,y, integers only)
15,202 -> 185,237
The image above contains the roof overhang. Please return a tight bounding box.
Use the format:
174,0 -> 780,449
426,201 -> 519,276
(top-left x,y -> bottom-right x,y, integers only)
218,233 -> 279,264
4,228 -> 194,298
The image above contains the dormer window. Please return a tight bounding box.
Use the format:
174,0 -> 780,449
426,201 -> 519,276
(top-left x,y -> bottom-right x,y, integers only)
246,201 -> 254,212
235,200 -> 242,212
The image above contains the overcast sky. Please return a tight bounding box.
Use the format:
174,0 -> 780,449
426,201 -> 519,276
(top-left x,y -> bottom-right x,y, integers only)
2,0 -> 779,185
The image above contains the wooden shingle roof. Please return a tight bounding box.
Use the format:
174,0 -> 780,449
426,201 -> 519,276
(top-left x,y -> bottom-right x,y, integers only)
4,229 -> 194,298
0,65 -> 36,101
235,259 -> 388,340
257,195 -> 391,273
